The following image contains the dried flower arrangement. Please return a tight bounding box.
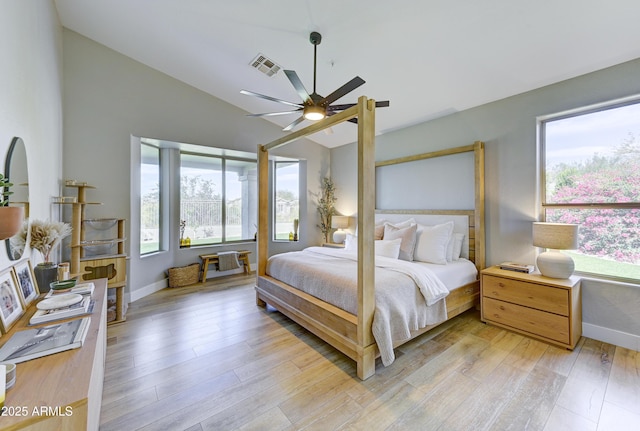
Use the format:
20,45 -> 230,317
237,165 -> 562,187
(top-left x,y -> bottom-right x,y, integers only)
29,219 -> 72,263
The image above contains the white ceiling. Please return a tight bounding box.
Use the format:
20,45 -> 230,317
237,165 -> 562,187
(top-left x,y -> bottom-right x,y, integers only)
54,0 -> 640,148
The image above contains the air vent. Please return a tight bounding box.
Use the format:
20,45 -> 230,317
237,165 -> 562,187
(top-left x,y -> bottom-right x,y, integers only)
250,53 -> 281,77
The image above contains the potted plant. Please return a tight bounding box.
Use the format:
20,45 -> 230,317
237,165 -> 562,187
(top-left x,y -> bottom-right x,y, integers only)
29,219 -> 72,292
0,173 -> 24,240
314,177 -> 337,243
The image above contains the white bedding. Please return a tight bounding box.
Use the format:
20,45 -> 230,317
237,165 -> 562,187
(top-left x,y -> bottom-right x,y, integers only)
266,247 -> 477,366
413,259 -> 479,291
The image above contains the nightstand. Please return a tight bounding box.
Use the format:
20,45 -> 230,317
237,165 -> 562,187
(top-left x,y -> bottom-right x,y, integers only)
480,265 -> 581,350
321,243 -> 345,248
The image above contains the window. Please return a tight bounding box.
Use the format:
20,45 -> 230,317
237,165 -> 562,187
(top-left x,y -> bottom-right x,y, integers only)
180,153 -> 257,245
273,161 -> 299,241
140,144 -> 161,254
540,98 -> 640,282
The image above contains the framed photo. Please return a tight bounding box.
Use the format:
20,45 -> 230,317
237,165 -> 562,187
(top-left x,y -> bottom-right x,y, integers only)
13,260 -> 39,307
0,269 -> 25,333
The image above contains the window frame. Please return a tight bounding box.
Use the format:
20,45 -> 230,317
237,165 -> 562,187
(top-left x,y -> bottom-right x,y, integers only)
272,160 -> 300,242
179,151 -> 257,246
140,143 -> 162,255
538,95 -> 640,283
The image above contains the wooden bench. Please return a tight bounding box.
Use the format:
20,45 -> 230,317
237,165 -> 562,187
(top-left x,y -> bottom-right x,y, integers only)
199,250 -> 252,282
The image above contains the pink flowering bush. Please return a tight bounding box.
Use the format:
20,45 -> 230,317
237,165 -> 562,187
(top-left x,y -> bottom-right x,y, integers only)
547,149 -> 640,264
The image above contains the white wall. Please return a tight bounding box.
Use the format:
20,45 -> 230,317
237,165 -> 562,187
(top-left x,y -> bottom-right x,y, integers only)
332,58 -> 640,351
61,30 -> 330,301
0,1 -> 63,270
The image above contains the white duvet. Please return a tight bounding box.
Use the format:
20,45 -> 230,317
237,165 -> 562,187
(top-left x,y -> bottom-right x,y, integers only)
266,247 -> 449,366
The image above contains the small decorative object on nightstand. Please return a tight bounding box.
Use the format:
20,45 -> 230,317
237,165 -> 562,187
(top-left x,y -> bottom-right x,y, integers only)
532,222 -> 579,279
332,215 -> 349,244
481,265 -> 581,350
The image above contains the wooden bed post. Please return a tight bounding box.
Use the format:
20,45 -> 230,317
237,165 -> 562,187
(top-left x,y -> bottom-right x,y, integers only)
473,141 -> 485,271
356,96 -> 377,379
256,144 -> 269,306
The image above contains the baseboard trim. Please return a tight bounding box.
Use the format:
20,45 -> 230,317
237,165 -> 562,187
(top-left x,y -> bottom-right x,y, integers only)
130,279 -> 166,302
583,323 -> 640,352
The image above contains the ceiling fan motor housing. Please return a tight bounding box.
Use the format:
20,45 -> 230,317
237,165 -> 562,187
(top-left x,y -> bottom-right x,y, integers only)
309,31 -> 322,45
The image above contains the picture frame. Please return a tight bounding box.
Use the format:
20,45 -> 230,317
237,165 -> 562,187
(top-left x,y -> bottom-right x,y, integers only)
13,259 -> 39,308
0,268 -> 25,333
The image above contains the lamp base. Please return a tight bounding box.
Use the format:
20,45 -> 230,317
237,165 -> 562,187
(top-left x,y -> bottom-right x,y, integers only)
333,230 -> 346,244
536,250 -> 574,279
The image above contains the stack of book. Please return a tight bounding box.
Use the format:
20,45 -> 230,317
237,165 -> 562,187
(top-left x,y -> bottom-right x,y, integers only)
30,282 -> 95,325
0,318 -> 91,363
499,262 -> 535,273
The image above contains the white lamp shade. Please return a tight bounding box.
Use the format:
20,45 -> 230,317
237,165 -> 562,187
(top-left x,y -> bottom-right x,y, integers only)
532,222 -> 578,250
332,216 -> 349,244
331,216 -> 349,229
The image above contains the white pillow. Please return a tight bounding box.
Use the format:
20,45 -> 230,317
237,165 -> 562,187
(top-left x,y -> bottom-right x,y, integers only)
375,238 -> 402,259
413,222 -> 454,264
385,218 -> 416,229
452,233 -> 465,260
346,234 -> 402,259
344,233 -> 357,251
383,223 -> 418,261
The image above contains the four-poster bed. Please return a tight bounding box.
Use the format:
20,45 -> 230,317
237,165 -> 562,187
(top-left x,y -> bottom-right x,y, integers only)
256,96 -> 485,380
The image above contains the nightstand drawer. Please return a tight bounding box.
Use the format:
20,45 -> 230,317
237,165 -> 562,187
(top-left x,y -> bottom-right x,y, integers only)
482,297 -> 570,344
482,275 -> 569,316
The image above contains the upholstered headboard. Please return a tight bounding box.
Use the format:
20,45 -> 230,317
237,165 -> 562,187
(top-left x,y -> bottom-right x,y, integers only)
375,209 -> 480,269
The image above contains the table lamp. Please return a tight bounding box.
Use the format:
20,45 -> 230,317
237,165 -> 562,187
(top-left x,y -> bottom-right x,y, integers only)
532,222 -> 579,278
331,216 -> 349,244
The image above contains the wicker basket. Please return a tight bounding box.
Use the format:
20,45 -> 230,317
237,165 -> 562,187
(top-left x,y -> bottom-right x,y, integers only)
167,262 -> 200,287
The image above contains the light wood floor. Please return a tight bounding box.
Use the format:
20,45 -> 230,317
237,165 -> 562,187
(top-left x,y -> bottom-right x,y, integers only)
100,276 -> 640,431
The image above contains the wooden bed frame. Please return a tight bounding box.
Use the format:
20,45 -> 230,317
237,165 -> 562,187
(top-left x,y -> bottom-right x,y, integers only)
255,97 -> 485,379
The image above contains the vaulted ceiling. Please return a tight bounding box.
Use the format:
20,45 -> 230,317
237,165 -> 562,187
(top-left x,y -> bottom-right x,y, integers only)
54,0 -> 640,147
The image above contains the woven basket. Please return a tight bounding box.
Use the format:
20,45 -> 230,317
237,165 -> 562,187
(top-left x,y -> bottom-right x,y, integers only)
167,263 -> 200,288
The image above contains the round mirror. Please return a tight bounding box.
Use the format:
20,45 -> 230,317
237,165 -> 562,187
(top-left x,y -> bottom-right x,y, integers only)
5,137 -> 29,260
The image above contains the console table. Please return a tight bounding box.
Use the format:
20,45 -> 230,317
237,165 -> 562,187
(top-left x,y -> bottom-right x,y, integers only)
0,278 -> 107,431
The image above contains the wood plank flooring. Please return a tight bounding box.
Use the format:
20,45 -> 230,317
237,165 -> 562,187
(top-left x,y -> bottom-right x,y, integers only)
100,276 -> 640,430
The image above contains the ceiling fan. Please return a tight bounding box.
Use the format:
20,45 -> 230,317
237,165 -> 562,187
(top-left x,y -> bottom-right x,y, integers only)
241,31 -> 389,131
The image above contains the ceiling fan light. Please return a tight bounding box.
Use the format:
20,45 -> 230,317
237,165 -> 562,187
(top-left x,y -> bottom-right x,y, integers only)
303,105 -> 325,121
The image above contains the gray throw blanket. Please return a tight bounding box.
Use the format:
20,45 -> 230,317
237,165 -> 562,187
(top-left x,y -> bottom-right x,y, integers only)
217,251 -> 240,271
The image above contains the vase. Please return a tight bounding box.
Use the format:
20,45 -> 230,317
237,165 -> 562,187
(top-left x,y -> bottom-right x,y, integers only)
34,262 -> 58,293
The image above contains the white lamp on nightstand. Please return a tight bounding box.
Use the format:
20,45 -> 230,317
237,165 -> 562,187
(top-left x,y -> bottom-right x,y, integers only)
331,216 -> 349,244
532,222 -> 579,279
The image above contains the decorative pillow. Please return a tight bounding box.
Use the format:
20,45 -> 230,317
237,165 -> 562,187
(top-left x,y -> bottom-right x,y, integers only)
386,218 -> 416,229
374,223 -> 385,240
452,233 -> 465,260
413,222 -> 454,264
375,238 -> 402,259
356,219 -> 387,239
383,223 -> 418,261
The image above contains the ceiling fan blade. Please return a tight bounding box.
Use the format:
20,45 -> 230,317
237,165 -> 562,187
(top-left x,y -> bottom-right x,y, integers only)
240,89 -> 303,108
321,76 -> 365,105
328,100 -> 390,111
284,70 -> 312,104
246,109 -> 302,117
283,115 -> 306,131
328,111 -> 357,124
